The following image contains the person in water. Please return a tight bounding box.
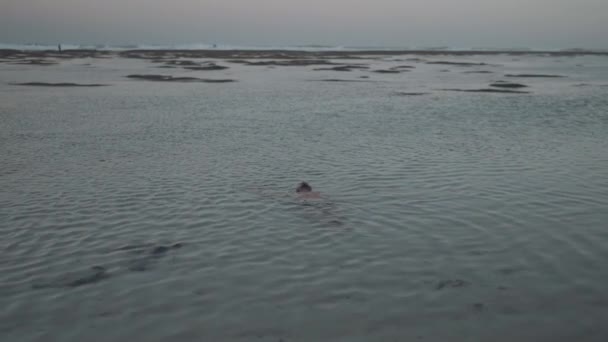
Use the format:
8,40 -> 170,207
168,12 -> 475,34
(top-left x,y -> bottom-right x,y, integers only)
296,181 -> 321,198
296,181 -> 312,193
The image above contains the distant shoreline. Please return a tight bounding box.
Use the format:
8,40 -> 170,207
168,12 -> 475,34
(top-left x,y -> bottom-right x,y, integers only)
2,49 -> 608,59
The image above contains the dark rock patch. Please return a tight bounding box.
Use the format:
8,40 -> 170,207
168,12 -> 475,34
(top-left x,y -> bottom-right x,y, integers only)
505,74 -> 565,78
440,88 -> 530,94
372,69 -> 402,74
314,65 -> 369,72
428,61 -> 490,66
183,64 -> 229,71
371,65 -> 414,73
463,70 -> 493,74
0,49 -> 112,61
343,65 -> 370,70
314,79 -> 375,83
126,74 -> 235,83
11,82 -> 109,87
391,65 -> 415,70
228,59 -> 339,67
200,79 -> 236,83
394,92 -> 429,96
490,82 -> 528,88
127,74 -> 198,82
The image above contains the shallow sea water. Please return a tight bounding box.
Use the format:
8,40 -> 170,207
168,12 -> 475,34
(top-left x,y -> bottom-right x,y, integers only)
1,54 -> 608,341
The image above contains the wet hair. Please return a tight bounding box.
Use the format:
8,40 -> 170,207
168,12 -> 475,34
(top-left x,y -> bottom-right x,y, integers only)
296,181 -> 312,193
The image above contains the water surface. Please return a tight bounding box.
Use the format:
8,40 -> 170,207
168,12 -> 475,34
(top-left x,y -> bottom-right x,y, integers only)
1,53 -> 608,341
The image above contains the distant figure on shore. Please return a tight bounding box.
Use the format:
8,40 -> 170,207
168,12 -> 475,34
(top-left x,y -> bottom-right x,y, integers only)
58,44 -> 62,53
296,181 -> 321,199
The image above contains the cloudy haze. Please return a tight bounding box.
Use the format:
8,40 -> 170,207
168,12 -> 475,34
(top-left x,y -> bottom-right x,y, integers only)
1,0 -> 607,48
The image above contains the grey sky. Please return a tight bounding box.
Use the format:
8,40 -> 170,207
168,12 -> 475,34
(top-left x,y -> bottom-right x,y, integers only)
1,0 -> 607,48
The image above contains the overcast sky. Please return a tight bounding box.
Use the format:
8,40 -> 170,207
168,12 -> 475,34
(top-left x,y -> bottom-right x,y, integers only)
1,0 -> 607,48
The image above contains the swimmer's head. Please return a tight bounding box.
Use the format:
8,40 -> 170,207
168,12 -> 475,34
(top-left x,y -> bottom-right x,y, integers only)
296,181 -> 312,193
